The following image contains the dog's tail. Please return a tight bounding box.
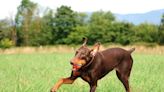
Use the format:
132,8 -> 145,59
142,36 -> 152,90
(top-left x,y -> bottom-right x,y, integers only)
128,48 -> 135,54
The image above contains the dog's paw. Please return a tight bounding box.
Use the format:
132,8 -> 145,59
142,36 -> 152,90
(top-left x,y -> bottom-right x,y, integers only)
50,89 -> 56,92
50,90 -> 56,92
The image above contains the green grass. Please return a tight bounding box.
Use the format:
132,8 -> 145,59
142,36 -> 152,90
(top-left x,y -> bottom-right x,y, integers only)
0,52 -> 163,92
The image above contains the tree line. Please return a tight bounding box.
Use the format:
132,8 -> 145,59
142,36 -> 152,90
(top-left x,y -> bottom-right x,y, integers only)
0,0 -> 164,48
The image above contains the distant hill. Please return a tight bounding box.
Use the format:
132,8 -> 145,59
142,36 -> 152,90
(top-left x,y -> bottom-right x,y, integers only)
115,9 -> 164,25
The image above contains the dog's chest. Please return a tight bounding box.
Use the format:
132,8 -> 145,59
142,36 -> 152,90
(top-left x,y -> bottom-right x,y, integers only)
80,72 -> 91,83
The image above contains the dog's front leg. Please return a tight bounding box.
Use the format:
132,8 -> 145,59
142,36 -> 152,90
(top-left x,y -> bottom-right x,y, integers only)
50,71 -> 79,92
89,82 -> 97,92
50,76 -> 77,92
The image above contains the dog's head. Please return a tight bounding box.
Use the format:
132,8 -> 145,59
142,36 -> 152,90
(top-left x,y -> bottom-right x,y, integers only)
70,38 -> 100,71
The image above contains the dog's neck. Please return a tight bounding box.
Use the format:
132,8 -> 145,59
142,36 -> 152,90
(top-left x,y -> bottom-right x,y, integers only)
80,52 -> 103,72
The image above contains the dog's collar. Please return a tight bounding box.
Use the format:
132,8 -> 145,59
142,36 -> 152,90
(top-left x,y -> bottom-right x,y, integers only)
82,55 -> 95,69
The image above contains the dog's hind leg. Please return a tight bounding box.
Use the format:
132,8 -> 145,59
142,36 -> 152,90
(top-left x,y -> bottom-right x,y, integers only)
116,71 -> 130,92
116,59 -> 133,92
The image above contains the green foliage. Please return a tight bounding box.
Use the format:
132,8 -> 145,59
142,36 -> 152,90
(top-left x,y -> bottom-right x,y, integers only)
158,14 -> 164,44
0,38 -> 14,48
15,0 -> 38,46
109,22 -> 135,45
0,0 -> 164,47
66,26 -> 89,44
15,0 -> 37,26
52,5 -> 79,44
133,23 -> 158,43
0,19 -> 16,47
38,9 -> 53,45
87,11 -> 115,44
0,19 -> 11,40
28,11 -> 53,46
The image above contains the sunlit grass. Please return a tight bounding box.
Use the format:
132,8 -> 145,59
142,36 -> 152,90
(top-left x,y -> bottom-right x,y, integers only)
0,52 -> 163,92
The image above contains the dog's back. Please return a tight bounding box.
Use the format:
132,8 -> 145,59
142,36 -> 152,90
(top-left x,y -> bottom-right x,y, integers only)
100,47 -> 134,65
95,48 -> 134,79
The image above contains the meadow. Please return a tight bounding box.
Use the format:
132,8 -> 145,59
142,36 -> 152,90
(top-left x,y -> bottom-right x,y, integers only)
0,46 -> 164,92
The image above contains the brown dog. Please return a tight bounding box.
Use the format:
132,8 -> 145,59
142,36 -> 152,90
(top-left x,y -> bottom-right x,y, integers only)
51,38 -> 135,92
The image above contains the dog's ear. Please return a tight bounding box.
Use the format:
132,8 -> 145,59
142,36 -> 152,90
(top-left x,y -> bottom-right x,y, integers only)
90,42 -> 100,56
82,37 -> 88,46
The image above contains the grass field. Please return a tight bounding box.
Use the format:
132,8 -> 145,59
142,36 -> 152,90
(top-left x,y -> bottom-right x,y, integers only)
0,50 -> 164,92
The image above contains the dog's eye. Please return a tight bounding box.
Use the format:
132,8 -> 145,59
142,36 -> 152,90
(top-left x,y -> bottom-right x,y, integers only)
81,54 -> 86,59
75,51 -> 79,54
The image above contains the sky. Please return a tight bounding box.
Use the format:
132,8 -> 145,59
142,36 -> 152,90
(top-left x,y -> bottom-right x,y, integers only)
0,0 -> 164,19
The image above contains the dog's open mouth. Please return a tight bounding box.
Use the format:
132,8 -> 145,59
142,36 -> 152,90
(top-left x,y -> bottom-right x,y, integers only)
72,64 -> 82,71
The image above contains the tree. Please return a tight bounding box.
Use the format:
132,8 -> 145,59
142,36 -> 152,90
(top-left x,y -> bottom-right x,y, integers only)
66,12 -> 89,44
38,9 -> 53,45
9,14 -> 17,46
15,0 -> 37,46
66,26 -> 89,44
0,19 -> 15,48
110,22 -> 135,45
0,19 -> 12,41
158,14 -> 164,44
52,5 -> 79,44
87,11 -> 115,44
133,22 -> 158,43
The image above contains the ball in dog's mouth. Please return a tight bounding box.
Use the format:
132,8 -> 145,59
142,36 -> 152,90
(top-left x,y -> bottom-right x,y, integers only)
72,64 -> 82,71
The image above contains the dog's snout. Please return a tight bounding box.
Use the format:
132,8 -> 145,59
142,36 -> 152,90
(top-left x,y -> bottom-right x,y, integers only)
70,61 -> 73,65
70,58 -> 76,65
